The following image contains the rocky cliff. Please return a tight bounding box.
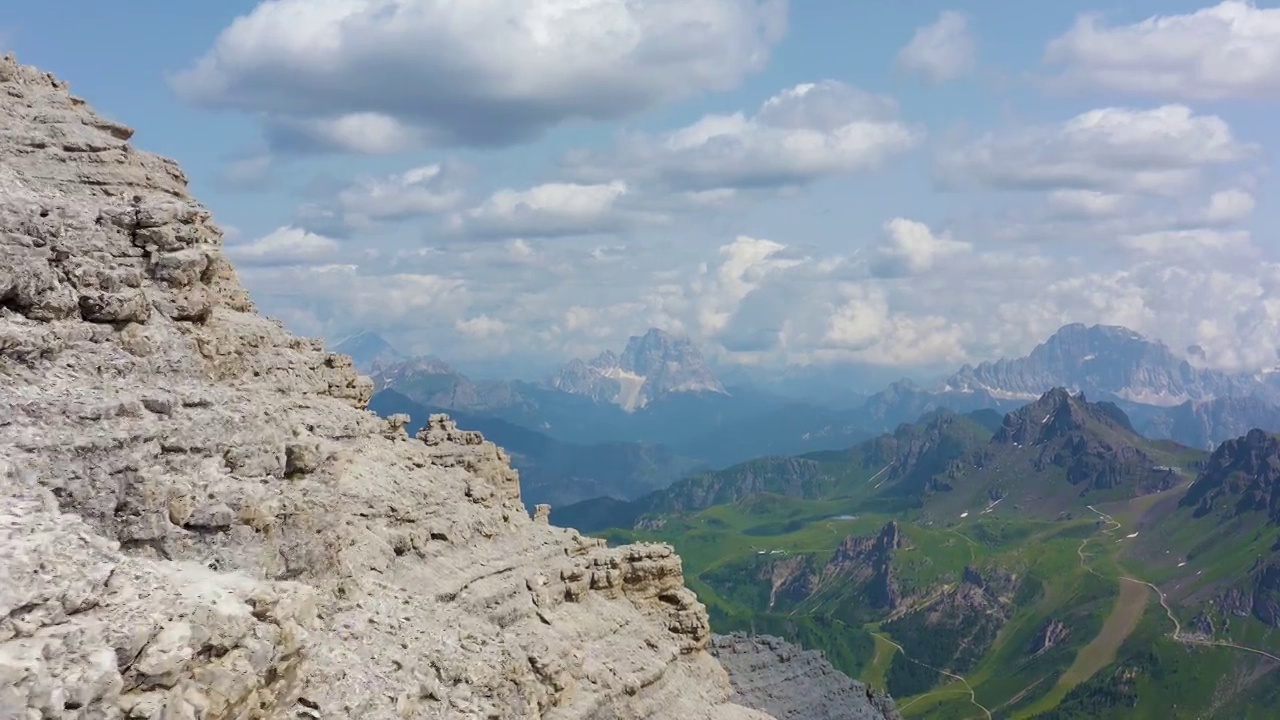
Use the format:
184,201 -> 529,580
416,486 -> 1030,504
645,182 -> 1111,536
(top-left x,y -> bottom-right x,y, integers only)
708,634 -> 901,720
0,55 -> 772,720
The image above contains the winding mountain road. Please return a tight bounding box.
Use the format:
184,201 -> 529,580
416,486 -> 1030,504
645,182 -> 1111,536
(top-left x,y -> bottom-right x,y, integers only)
1081,505 -> 1280,664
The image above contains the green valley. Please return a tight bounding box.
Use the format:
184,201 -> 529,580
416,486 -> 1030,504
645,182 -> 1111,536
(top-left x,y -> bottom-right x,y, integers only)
561,389 -> 1280,718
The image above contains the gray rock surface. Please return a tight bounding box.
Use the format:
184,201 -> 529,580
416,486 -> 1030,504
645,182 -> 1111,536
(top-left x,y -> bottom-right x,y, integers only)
0,54 -> 773,720
708,634 -> 900,720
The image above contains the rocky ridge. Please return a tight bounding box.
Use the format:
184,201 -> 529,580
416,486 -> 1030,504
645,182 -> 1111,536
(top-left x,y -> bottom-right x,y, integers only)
0,55 -> 772,720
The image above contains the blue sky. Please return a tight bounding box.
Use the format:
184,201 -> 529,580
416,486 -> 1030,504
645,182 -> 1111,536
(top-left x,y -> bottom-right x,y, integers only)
6,1 -> 1279,381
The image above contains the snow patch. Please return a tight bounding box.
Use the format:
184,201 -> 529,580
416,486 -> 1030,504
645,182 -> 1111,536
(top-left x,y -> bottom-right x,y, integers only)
603,367 -> 648,412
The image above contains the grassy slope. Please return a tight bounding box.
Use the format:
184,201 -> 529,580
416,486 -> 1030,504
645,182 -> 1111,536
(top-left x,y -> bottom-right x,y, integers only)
582,399 -> 1280,717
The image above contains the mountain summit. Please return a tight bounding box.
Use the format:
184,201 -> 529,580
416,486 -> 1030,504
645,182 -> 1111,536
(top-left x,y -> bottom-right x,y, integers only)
551,328 -> 726,411
946,323 -> 1264,406
332,330 -> 404,372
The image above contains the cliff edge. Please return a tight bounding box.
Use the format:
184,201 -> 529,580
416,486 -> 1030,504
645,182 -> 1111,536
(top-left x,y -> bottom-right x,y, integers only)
0,55 -> 771,720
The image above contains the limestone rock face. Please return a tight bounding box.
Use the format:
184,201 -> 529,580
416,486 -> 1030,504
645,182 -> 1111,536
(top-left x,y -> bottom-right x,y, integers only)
0,54 -> 772,720
708,634 -> 900,720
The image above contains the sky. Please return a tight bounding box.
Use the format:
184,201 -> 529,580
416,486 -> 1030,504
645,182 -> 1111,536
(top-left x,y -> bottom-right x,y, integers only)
5,0 -> 1280,382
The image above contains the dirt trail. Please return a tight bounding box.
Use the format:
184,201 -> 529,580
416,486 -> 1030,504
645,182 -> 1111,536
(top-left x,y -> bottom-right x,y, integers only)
871,631 -> 992,720
1081,505 -> 1280,664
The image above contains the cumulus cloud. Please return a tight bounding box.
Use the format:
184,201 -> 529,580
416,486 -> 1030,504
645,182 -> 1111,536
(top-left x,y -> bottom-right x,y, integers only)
447,180 -> 664,239
293,163 -> 465,237
1044,190 -> 1134,220
234,211 -> 1280,375
1044,1 -> 1280,100
1117,229 -> 1255,258
240,262 -> 470,337
566,80 -> 921,190
173,0 -> 788,152
868,218 -> 971,277
225,226 -> 341,266
936,105 -> 1254,193
686,235 -> 807,336
1203,188 -> 1256,224
895,11 -> 977,84
339,164 -> 464,221
455,314 -> 509,340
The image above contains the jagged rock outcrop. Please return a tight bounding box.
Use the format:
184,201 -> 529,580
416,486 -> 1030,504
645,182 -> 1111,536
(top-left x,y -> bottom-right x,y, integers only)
734,522 -> 908,619
991,388 -> 1176,494
1028,619 -> 1071,657
0,55 -> 773,720
1183,428 -> 1280,524
708,634 -> 901,720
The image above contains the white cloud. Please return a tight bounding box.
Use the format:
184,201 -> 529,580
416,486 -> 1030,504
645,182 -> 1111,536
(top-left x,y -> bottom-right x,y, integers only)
869,218 -> 971,277
173,0 -> 788,152
1045,1 -> 1280,100
1203,188 -> 1256,224
1045,190 -> 1133,219
455,315 -> 508,340
936,105 -> 1254,194
896,11 -> 977,84
687,235 -> 806,336
266,113 -> 425,155
448,180 -> 660,239
567,80 -> 921,190
234,214 -> 1280,375
338,164 -> 464,221
1118,229 -> 1255,258
293,163 -> 466,238
225,226 -> 341,266
240,262 -> 470,335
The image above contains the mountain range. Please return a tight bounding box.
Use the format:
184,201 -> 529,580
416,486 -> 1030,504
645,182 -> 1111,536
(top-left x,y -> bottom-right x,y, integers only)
346,323 -> 1280,508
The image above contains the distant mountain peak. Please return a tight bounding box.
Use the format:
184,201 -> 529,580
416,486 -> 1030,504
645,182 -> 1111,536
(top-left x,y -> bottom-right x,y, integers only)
550,327 -> 726,411
333,330 -> 405,372
946,322 -> 1258,407
993,387 -> 1136,446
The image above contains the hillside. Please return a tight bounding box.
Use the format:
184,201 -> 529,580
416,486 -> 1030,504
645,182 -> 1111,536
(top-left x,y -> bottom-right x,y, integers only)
563,390 -> 1198,533
563,390 -> 1280,717
556,408 -> 996,533
0,55 -> 777,719
922,388 -> 1199,520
